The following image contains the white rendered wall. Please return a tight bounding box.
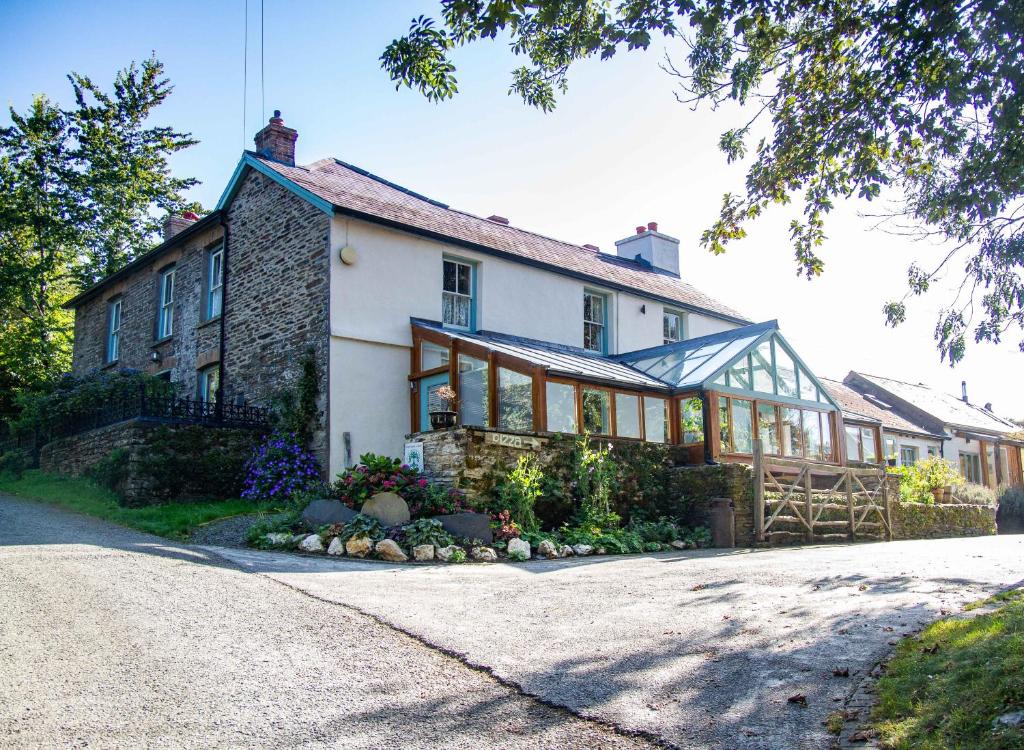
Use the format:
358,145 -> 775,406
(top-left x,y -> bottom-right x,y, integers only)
883,432 -> 943,465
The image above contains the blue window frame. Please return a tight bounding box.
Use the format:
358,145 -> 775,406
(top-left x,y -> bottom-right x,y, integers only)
106,298 -> 122,363
442,257 -> 476,331
583,290 -> 608,353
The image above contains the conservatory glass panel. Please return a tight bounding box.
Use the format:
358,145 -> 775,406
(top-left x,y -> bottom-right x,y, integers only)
497,368 -> 533,431
782,407 -> 802,456
820,413 -> 833,460
861,427 -> 877,463
582,388 -> 611,434
719,401 -> 731,453
799,367 -> 816,401
758,403 -> 780,455
775,344 -> 798,397
731,399 -> 753,453
421,341 -> 450,370
845,425 -> 861,462
644,397 -> 669,443
615,393 -> 641,439
726,355 -> 752,390
751,341 -> 775,393
805,410 -> 823,460
458,354 -> 489,427
681,396 -> 705,445
999,446 -> 1010,484
545,382 -> 577,434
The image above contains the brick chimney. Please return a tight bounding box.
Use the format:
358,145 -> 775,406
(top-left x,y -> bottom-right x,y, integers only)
614,221 -> 681,276
163,211 -> 199,241
254,110 -> 298,166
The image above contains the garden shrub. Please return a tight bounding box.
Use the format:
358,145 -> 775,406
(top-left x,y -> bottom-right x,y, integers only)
953,482 -> 996,506
330,453 -> 466,518
137,425 -> 258,505
0,448 -> 31,479
889,457 -> 964,503
269,346 -> 320,447
997,485 -> 1024,533
246,509 -> 303,548
400,518 -> 454,548
495,454 -> 542,534
240,432 -> 321,503
334,514 -> 385,543
86,448 -> 130,492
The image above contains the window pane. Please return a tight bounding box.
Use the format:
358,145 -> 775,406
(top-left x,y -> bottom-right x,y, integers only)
999,447 -> 1009,484
681,396 -> 704,445
443,260 -> 457,292
200,367 -> 220,404
821,413 -> 832,460
900,446 -> 919,466
584,321 -> 604,352
584,293 -> 604,324
845,425 -> 861,462
458,355 -> 489,427
615,393 -> 641,438
732,400 -> 753,453
644,397 -> 668,443
546,382 -> 577,434
719,399 -> 730,453
861,427 -> 877,463
781,407 -> 802,456
421,341 -> 450,370
442,292 -> 471,328
751,342 -> 775,394
663,312 -> 681,343
805,410 -> 822,460
498,368 -> 533,431
758,403 -> 779,455
799,367 -> 816,401
775,344 -> 797,397
884,437 -> 897,461
457,262 -> 471,295
582,388 -> 611,434
727,355 -> 751,390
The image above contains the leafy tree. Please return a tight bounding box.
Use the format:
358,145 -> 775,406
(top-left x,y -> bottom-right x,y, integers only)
382,1 -> 1024,364
0,56 -> 198,419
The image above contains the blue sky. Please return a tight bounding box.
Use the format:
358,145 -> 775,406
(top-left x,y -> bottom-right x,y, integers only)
3,0 -> 1021,417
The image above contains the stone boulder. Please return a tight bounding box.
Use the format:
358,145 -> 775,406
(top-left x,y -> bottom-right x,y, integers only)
571,544 -> 594,556
434,512 -> 493,544
345,535 -> 373,558
558,545 -> 574,558
471,546 -> 498,562
436,545 -> 459,562
326,537 -> 345,556
298,534 -> 324,553
537,539 -> 559,559
506,538 -> 531,560
360,492 -> 411,527
264,532 -> 292,547
301,499 -> 358,529
412,544 -> 435,561
375,539 -> 408,562
670,540 -> 688,550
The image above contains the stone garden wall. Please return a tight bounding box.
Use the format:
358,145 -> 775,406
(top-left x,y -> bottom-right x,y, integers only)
666,463 -> 757,546
891,501 -> 997,539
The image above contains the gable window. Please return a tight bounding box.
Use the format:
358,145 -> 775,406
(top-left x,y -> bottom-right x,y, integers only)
157,266 -> 175,339
583,291 -> 607,353
105,298 -> 122,364
663,309 -> 684,344
198,365 -> 220,404
205,245 -> 223,320
442,258 -> 474,330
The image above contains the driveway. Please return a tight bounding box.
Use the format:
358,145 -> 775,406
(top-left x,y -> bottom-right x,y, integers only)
212,534 -> 1024,749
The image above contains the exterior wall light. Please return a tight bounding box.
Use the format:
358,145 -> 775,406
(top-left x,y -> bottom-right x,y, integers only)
339,245 -> 357,265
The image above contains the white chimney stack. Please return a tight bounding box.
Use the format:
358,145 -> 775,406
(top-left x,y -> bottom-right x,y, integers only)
614,221 -> 680,276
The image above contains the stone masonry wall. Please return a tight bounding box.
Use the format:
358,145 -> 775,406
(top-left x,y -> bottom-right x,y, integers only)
666,463 -> 756,545
891,501 -> 997,539
71,222 -> 225,399
221,170 -> 331,470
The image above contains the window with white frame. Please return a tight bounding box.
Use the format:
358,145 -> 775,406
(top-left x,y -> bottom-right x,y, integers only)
157,266 -> 175,339
583,291 -> 607,353
900,445 -> 919,466
960,451 -> 982,484
442,258 -> 473,330
198,365 -> 219,404
206,246 -> 223,320
663,309 -> 684,344
106,298 -> 122,363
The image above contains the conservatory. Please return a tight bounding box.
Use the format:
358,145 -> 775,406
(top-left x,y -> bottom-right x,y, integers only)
409,318 -> 847,466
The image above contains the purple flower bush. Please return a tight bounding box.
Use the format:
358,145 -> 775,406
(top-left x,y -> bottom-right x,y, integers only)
241,433 -> 322,502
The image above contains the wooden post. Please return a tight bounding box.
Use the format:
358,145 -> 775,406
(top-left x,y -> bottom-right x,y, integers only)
846,470 -> 855,541
753,438 -> 765,543
804,466 -> 814,544
883,473 -> 893,541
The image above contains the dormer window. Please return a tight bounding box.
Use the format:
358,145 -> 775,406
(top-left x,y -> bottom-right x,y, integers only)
442,258 -> 474,330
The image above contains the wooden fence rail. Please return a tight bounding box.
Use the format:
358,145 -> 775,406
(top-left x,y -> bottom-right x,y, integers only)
752,439 -> 891,544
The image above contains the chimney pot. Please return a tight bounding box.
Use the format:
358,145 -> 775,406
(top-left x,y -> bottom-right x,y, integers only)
635,225 -> 646,235
647,221 -> 658,232
486,215 -> 509,225
961,380 -> 969,403
254,110 -> 298,166
985,402 -> 993,412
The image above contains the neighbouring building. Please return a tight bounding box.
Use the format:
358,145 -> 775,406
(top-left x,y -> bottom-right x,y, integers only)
64,112 -> 1023,488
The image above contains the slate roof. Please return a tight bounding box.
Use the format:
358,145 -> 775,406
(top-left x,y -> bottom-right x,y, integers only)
819,377 -> 943,438
850,373 -> 1018,435
412,319 -> 669,391
252,154 -> 750,323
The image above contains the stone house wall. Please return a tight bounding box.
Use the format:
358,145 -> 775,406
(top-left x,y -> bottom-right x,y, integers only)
70,222 -> 226,399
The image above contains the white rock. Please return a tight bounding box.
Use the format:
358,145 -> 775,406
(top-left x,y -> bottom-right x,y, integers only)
558,544 -> 574,558
994,711 -> 1024,728
670,540 -> 687,550
506,538 -> 531,560
345,535 -> 372,558
537,539 -> 559,559
264,532 -> 292,547
412,544 -> 435,561
571,544 -> 594,556
326,537 -> 345,556
595,547 -> 607,555
471,546 -> 498,562
375,539 -> 408,562
436,545 -> 458,562
298,534 -> 324,553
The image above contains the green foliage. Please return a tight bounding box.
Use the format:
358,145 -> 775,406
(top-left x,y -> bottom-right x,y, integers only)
270,346 -> 320,447
446,546 -> 467,563
0,448 -> 31,479
871,590 -> 1024,749
0,56 -> 199,417
573,434 -> 618,523
246,509 -> 302,548
890,457 -> 965,503
336,514 -> 386,543
953,482 -> 997,506
0,469 -> 275,540
85,448 -> 129,491
384,2 -> 1024,363
496,454 -> 543,534
331,452 -> 467,518
628,516 -> 683,545
135,425 -> 256,506
997,485 -> 1024,532
400,517 -> 454,548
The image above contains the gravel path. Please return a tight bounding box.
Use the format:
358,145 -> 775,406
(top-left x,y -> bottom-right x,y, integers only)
0,495 -> 655,750
187,511 -> 282,548
212,534 -> 1024,749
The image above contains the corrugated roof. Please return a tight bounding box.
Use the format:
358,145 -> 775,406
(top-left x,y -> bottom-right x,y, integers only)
412,319 -> 668,391
252,155 -> 750,323
819,377 -> 942,438
852,373 -> 1018,435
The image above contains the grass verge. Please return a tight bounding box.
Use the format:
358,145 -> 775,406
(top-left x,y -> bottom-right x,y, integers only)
871,589 -> 1024,749
0,469 -> 278,540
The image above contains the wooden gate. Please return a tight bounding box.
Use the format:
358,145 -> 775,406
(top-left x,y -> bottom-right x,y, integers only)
752,439 -> 892,544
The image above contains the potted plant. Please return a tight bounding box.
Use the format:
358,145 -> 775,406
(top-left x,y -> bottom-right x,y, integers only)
429,385 -> 458,430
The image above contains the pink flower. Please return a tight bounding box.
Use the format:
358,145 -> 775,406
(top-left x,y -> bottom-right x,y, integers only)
418,478 -> 428,487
